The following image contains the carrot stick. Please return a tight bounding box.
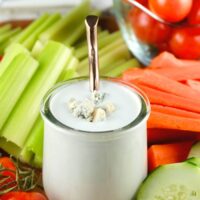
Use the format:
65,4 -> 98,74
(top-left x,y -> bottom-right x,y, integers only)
122,68 -> 144,81
148,111 -> 200,132
123,65 -> 200,82
129,70 -> 200,100
136,84 -> 200,113
186,80 -> 200,92
151,104 -> 200,119
148,128 -> 199,144
152,67 -> 200,81
150,51 -> 200,68
148,142 -> 193,171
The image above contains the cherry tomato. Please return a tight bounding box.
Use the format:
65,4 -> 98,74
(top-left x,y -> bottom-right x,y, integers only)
169,27 -> 200,59
136,0 -> 148,6
128,7 -> 171,44
148,0 -> 193,23
0,192 -> 47,200
187,0 -> 200,25
0,157 -> 16,188
0,56 -> 3,61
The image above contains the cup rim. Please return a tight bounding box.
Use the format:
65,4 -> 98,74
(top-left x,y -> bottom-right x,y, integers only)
40,77 -> 151,136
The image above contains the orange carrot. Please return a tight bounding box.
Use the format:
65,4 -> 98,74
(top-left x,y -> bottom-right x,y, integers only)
128,70 -> 200,100
148,142 -> 193,171
186,79 -> 200,92
148,128 -> 199,144
150,51 -> 200,68
148,111 -> 200,132
151,67 -> 200,81
123,65 -> 200,82
122,68 -> 144,81
151,104 -> 200,119
136,84 -> 200,113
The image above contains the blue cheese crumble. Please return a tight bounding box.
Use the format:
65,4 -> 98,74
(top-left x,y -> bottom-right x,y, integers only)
67,92 -> 116,122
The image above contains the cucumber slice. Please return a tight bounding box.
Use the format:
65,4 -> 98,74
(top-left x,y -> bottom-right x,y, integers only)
136,162 -> 200,200
188,141 -> 200,158
187,157 -> 200,168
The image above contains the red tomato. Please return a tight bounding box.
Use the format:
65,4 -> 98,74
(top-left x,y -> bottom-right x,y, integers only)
136,0 -> 148,5
169,27 -> 200,59
129,8 -> 171,44
187,0 -> 200,25
0,192 -> 47,200
0,157 -> 16,188
0,56 -> 2,61
148,0 -> 193,23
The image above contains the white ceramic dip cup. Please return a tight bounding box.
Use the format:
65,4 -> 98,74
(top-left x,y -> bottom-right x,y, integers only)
41,78 -> 150,200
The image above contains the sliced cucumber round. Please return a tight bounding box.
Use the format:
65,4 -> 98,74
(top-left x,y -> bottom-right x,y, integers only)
136,162 -> 200,200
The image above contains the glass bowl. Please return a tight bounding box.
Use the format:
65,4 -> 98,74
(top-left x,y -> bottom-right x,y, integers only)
113,0 -> 200,65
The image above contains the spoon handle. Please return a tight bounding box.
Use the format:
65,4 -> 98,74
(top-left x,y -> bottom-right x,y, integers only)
85,15 -> 100,92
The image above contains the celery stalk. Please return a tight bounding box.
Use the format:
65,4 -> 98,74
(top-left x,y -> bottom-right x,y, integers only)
0,24 -> 12,34
106,59 -> 140,77
63,23 -> 85,46
77,38 -> 124,71
62,58 -> 79,80
0,138 -> 21,157
0,27 -> 22,44
75,30 -> 109,50
63,10 -> 100,46
1,41 -> 72,147
20,55 -> 79,167
99,38 -> 124,56
39,0 -> 90,43
99,44 -> 131,71
22,13 -> 61,50
63,68 -> 79,80
31,40 -> 45,58
20,116 -> 43,167
0,43 -> 29,77
0,28 -> 22,54
75,30 -> 118,59
0,53 -> 39,129
12,13 -> 50,44
101,59 -> 126,75
78,39 -> 131,76
58,55 -> 78,80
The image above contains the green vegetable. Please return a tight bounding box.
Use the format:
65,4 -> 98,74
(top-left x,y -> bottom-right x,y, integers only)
0,43 -> 29,77
20,55 -> 79,166
0,137 -> 20,157
20,116 -> 44,168
0,53 -> 39,129
31,40 -> 45,58
101,59 -> 126,75
78,38 -> 131,76
39,0 -> 91,43
0,24 -> 12,34
136,162 -> 200,200
59,56 -> 79,80
22,13 -> 61,50
0,27 -> 21,44
106,59 -> 140,77
75,30 -> 120,59
1,41 -> 72,148
12,13 -> 50,44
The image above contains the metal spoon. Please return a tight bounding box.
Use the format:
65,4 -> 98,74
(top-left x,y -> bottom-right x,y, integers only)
85,15 -> 100,92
